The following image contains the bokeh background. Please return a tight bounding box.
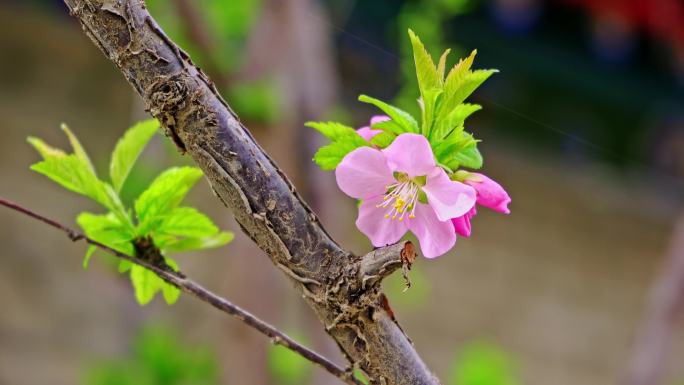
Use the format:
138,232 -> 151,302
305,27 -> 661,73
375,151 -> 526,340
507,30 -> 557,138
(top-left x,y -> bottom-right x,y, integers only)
1,0 -> 683,384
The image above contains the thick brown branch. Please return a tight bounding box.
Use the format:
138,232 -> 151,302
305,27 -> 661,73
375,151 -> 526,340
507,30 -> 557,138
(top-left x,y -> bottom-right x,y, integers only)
0,197 -> 363,385
59,1 -> 439,383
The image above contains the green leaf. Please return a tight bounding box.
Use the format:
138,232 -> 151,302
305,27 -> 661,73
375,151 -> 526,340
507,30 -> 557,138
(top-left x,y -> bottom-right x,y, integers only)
157,207 -> 219,238
452,145 -> 483,170
27,137 -> 66,158
77,212 -> 135,264
431,103 -> 481,142
160,232 -> 234,254
371,119 -> 406,136
162,281 -> 181,305
408,29 -> 441,99
370,131 -> 396,148
437,49 -> 451,81
83,246 -> 97,269
446,104 -> 482,130
433,136 -> 463,163
435,129 -> 482,170
110,119 -> 160,193
30,155 -> 112,208
313,141 -> 362,170
61,123 -> 96,175
449,69 -> 496,108
447,49 -> 477,78
442,49 -> 496,114
441,133 -> 482,170
358,95 -> 419,133
306,121 -> 370,170
118,260 -> 133,273
30,155 -> 84,193
305,121 -> 360,142
130,265 -> 161,305
135,167 -> 204,235
162,258 -> 181,304
28,135 -> 129,222
129,262 -> 180,306
421,88 -> 443,137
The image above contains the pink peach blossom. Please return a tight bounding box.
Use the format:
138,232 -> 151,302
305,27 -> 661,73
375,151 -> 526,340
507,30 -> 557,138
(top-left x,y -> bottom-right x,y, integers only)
336,133 -> 476,258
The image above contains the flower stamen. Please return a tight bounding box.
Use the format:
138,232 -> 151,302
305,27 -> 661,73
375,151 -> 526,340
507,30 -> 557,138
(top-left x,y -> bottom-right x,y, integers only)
378,179 -> 420,221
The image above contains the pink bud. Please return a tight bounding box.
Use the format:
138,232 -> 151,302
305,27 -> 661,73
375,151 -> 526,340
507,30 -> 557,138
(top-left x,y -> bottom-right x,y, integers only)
465,173 -> 511,214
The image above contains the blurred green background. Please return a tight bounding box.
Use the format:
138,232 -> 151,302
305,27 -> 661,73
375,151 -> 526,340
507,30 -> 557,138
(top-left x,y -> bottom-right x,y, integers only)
0,0 -> 682,384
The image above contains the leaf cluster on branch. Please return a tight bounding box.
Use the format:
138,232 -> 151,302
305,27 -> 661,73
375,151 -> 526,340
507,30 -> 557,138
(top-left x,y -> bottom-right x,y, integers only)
28,120 -> 233,304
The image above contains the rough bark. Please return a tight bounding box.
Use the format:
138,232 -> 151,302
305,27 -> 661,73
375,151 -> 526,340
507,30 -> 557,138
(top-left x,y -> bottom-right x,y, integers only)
61,1 -> 440,384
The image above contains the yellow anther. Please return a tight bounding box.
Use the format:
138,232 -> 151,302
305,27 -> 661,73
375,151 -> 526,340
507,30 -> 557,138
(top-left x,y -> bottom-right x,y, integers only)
379,179 -> 421,222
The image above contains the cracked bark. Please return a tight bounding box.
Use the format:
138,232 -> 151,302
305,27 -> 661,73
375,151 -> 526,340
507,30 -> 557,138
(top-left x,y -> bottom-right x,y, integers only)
61,1 -> 440,383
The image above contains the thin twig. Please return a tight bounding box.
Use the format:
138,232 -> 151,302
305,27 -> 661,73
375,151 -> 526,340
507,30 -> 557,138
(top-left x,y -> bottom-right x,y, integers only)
0,196 -> 363,385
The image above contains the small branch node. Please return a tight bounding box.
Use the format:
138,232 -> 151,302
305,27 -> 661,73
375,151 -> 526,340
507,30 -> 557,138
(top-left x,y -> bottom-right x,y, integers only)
356,241 -> 416,291
68,232 -> 84,242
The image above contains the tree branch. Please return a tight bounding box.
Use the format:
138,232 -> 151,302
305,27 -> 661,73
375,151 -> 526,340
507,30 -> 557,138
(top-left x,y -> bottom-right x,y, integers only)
0,196 -> 364,385
356,241 -> 416,292
59,1 -> 439,383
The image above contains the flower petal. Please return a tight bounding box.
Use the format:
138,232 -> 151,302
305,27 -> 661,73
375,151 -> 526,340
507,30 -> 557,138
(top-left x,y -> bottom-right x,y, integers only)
422,170 -> 477,221
356,196 -> 409,247
370,115 -> 390,125
452,206 -> 477,237
408,203 -> 456,258
335,147 -> 394,199
357,116 -> 390,141
382,133 -> 436,177
466,173 -> 511,214
357,126 -> 382,141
